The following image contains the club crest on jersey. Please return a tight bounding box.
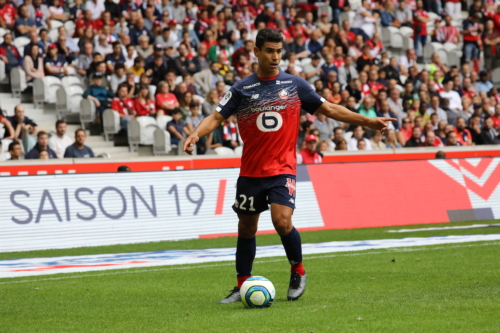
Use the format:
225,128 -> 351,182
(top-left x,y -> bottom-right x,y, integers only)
285,178 -> 296,197
220,91 -> 232,106
278,89 -> 289,100
251,94 -> 259,99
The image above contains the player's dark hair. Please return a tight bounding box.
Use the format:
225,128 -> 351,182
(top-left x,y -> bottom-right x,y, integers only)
255,28 -> 283,49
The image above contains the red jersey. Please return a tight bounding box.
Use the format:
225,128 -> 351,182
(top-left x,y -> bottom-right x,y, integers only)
216,71 -> 325,177
299,149 -> 322,164
111,97 -> 135,115
333,57 -> 344,68
367,81 -> 385,94
453,128 -> 472,146
134,98 -> 155,116
491,115 -> 500,129
155,93 -> 178,110
74,18 -> 97,37
95,19 -> 115,31
413,10 -> 428,36
0,4 -> 16,26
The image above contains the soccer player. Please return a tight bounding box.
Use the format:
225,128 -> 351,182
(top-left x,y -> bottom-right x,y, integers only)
183,28 -> 396,303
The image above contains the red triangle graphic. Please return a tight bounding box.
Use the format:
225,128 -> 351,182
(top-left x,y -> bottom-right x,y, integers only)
463,163 -> 500,200
458,158 -> 493,178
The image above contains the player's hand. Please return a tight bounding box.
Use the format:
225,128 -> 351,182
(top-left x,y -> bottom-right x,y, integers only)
183,132 -> 199,155
368,117 -> 397,135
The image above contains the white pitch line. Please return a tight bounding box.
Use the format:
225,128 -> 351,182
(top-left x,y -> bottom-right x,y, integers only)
0,240 -> 499,285
386,224 -> 500,233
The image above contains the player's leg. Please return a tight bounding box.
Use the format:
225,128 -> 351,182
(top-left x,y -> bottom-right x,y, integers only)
270,203 -> 307,301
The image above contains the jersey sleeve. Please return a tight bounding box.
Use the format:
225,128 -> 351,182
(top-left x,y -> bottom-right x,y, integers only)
296,78 -> 325,115
216,86 -> 241,119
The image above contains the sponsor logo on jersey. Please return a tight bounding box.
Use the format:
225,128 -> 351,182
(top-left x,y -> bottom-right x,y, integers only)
251,94 -> 259,99
251,105 -> 286,112
276,80 -> 292,85
220,91 -> 232,106
243,82 -> 260,89
278,89 -> 289,100
285,178 -> 296,197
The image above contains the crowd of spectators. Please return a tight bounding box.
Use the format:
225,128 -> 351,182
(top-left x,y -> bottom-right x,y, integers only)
0,0 -> 499,162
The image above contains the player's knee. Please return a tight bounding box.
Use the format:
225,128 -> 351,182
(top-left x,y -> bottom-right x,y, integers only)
238,220 -> 257,238
272,215 -> 293,236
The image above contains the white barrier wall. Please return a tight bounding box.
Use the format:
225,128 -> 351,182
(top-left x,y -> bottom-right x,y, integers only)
0,169 -> 323,252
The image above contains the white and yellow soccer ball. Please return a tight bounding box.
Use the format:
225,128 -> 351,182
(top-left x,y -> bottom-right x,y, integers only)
241,276 -> 276,308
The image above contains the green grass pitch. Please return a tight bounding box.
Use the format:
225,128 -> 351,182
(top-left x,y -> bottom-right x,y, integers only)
1,220 -> 500,332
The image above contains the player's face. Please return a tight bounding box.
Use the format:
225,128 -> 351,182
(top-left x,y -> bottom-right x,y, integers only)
255,42 -> 282,72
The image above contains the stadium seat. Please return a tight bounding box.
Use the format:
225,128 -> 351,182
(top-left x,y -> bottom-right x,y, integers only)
62,76 -> 84,89
10,67 -> 27,98
0,27 -> 9,37
214,147 -> 235,156
50,20 -> 64,30
67,87 -> 84,113
234,145 -> 243,156
0,150 -> 10,161
492,68 -> 500,86
339,11 -> 355,26
48,29 -> 59,43
156,115 -> 172,130
153,127 -> 172,156
64,20 -> 76,37
13,37 -> 29,57
194,95 -> 205,104
33,78 -> 44,108
344,131 -> 353,142
388,31 -> 404,56
300,58 -> 312,67
42,76 -> 63,104
0,59 -> 5,82
55,87 -> 68,119
128,116 -> 157,152
148,85 -> 156,100
80,98 -> 96,130
102,108 -> 121,141
399,26 -> 413,37
317,4 -> 332,22
381,26 -> 399,45
174,76 -> 182,85
402,35 -> 414,51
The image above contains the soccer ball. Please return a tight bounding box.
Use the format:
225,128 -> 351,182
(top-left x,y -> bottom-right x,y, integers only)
241,276 -> 275,308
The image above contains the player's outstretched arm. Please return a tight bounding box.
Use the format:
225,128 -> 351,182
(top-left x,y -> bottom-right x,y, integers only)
183,111 -> 226,155
316,101 -> 397,135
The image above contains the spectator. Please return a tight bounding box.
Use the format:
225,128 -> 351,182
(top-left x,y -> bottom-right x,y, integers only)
75,10 -> 97,37
105,41 -> 125,73
194,62 -> 224,97
298,135 -> 322,164
358,95 -> 377,118
104,0 -> 121,22
446,0 -> 461,16
124,44 -> 137,69
135,84 -> 156,117
381,2 -> 398,28
338,56 -> 358,86
303,55 -> 322,85
426,95 -> 447,122
378,99 -> 399,130
0,33 -> 21,77
399,49 -> 417,77
231,40 -> 254,68
446,130 -> 462,146
24,31 -> 44,58
192,43 -> 209,73
423,130 -> 444,147
395,0 -> 413,27
385,129 -> 403,148
201,89 -> 219,116
25,131 -> 57,159
413,0 -> 429,62
82,72 -> 114,115
155,27 -> 176,48
462,13 -> 481,64
48,0 -> 67,23
348,125 -> 372,150
434,16 -> 460,44
173,44 -> 196,76
117,165 -> 131,172
110,62 -> 126,93
167,108 -> 187,145
56,29 -> 79,64
0,0 -> 16,30
370,130 -> 386,150
314,112 -> 334,142
64,129 -> 95,158
453,117 -> 473,145
440,79 -> 462,111
156,80 -> 178,115
129,17 -> 154,45
111,83 -> 136,130
185,102 -> 204,135
305,31 -> 322,57
208,34 -> 230,63
7,141 -> 23,160
4,105 -> 37,140
482,21 -> 500,73
44,43 -> 68,78
76,42 -> 93,76
405,126 -> 423,147
85,0 -> 105,21
351,0 -> 377,40
334,138 -> 348,150
89,61 -> 110,88
492,104 -> 500,129
14,4 -> 37,37
480,117 -> 500,145
23,44 -> 44,82
467,115 -> 482,144
48,120 -> 73,159
28,0 -> 50,28
129,56 -> 145,82
356,45 -> 374,72
476,71 -> 494,94
136,35 -> 153,59
95,33 -> 112,56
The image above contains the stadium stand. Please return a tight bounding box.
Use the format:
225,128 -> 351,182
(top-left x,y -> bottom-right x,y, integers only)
0,0 -> 499,163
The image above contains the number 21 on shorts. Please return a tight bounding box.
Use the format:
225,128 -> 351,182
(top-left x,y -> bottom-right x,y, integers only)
236,194 -> 255,211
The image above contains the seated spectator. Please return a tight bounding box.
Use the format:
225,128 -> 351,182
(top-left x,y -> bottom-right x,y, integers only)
426,95 -> 447,122
57,27 -> 80,62
7,141 -> 23,160
145,55 -> 167,86
314,112 -> 334,142
351,0 -> 377,40
298,135 -> 322,164
167,108 -> 187,145
109,63 -> 126,93
15,4 -> 37,37
129,56 -> 145,82
288,34 -> 309,60
356,45 -> 374,73
134,84 -> 156,117
5,105 -> 37,140
44,44 -> 68,78
194,62 -> 224,97
385,129 -> 403,148
89,62 -> 110,88
202,89 -> 220,116
405,126 -> 423,147
130,18 -> 154,45
78,27 -> 95,51
124,44 -> 136,69
155,81 -> 178,115
76,42 -> 93,76
0,0 -> 16,30
398,49 -> 417,77
111,83 -> 136,130
334,138 -> 348,151
348,126 -> 372,150
380,1 -> 399,27
358,96 -> 377,118
480,117 -> 500,145
185,102 -> 204,135
222,115 -> 240,149
28,0 -> 50,29
75,10 -> 97,37
434,16 -> 460,44
0,111 -> 14,140
377,100 -> 399,130
82,72 -> 114,115
48,120 -> 73,159
24,31 -> 44,58
338,56 -> 358,86
357,139 -> 367,150
64,129 -> 95,158
68,0 -> 84,21
136,35 -> 153,59
446,130 -> 462,146
105,42 -> 125,73
48,0 -> 67,23
25,131 -> 57,159
395,0 -> 412,27
155,27 -> 176,48
423,130 -> 444,147
476,71 -> 494,94
366,33 -> 384,59
95,34 -> 113,56
348,35 -> 364,61
369,130 -> 386,150
303,55 -> 322,85
23,44 -> 44,82
0,33 -> 21,77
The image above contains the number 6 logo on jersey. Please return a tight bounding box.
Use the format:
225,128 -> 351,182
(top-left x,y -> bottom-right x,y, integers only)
256,112 -> 283,132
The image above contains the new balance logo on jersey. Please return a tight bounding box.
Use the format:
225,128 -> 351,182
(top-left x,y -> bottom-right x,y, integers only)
251,94 -> 259,99
276,80 -> 292,85
285,178 -> 296,197
279,89 -> 289,100
289,198 -> 295,204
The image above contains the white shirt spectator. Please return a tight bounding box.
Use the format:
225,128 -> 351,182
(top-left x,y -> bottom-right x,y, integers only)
426,107 -> 447,122
440,90 -> 462,111
398,55 -> 416,75
49,134 -> 73,159
85,0 -> 105,20
348,137 -> 372,151
95,43 -> 113,56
